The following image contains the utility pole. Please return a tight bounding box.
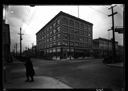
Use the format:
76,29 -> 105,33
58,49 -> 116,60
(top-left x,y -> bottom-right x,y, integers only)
108,5 -> 118,63
16,43 -> 17,56
32,43 -> 34,56
18,27 -> 24,56
69,34 -> 71,60
78,5 -> 79,18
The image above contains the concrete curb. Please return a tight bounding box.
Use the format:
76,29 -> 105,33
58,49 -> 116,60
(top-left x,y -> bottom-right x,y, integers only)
4,76 -> 72,89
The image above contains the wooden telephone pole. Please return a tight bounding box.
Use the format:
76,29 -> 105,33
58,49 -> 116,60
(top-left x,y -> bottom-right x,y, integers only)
18,27 -> 24,56
108,5 -> 118,63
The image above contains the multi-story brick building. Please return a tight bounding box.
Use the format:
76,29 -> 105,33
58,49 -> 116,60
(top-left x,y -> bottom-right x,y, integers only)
36,11 -> 93,59
93,37 -> 118,57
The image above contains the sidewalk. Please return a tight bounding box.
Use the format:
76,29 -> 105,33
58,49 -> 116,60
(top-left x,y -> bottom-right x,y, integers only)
4,76 -> 72,89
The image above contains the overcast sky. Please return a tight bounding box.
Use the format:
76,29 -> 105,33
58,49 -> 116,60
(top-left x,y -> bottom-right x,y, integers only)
3,4 -> 124,52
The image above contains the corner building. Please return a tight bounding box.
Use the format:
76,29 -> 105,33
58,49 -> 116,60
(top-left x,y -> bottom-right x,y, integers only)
36,11 -> 93,59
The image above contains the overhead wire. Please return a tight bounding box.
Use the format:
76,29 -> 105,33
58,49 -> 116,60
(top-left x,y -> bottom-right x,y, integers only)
89,6 -> 108,16
88,6 -> 111,21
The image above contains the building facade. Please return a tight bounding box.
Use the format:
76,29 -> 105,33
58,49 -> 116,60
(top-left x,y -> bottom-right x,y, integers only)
93,38 -> 118,57
2,20 -> 11,63
36,11 -> 93,59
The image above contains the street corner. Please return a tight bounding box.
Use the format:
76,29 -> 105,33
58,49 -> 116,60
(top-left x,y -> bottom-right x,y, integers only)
4,76 -> 72,89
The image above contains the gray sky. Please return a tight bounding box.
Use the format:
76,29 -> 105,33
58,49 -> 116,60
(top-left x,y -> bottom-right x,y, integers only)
3,4 -> 124,52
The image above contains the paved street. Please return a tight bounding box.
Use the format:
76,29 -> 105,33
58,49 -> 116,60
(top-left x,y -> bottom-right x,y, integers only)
3,58 -> 124,90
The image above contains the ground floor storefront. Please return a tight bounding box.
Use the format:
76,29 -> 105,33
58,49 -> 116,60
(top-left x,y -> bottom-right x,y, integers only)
37,47 -> 91,60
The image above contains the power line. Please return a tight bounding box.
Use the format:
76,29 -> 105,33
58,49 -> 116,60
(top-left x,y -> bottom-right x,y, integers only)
108,5 -> 118,63
89,6 -> 108,16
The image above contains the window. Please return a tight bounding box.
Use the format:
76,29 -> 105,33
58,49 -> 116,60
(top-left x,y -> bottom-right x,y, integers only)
53,22 -> 56,27
57,41 -> 61,45
75,21 -> 79,29
49,49 -> 52,53
53,48 -> 56,52
74,42 -> 79,46
62,25 -> 68,33
84,24 -> 88,29
47,28 -> 49,33
47,39 -> 49,42
62,40 -> 68,46
74,29 -> 79,34
53,29 -> 56,34
79,30 -> 83,35
57,33 -> 60,39
88,33 -> 91,37
80,23 -> 84,29
47,44 -> 49,48
62,17 -> 68,25
42,36 -> 44,40
79,37 -> 84,42
84,43 -> 88,47
84,31 -> 88,36
57,27 -> 61,32
70,42 -> 74,46
69,20 -> 74,27
50,43 -> 53,47
50,37 -> 52,42
70,34 -> 74,40
84,37 -> 87,43
88,25 -> 91,31
53,42 -> 56,46
57,19 -> 60,24
53,36 -> 56,40
63,33 -> 68,40
79,43 -> 83,47
57,47 -> 60,52
50,31 -> 52,35
69,27 -> 74,33
75,35 -> 79,41
50,26 -> 52,30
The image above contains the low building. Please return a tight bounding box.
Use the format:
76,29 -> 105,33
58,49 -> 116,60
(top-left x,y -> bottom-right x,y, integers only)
2,20 -> 11,63
93,37 -> 118,57
36,11 -> 93,60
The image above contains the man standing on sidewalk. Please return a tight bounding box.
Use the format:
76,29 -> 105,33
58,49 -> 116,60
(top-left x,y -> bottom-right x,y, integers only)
24,57 -> 35,82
